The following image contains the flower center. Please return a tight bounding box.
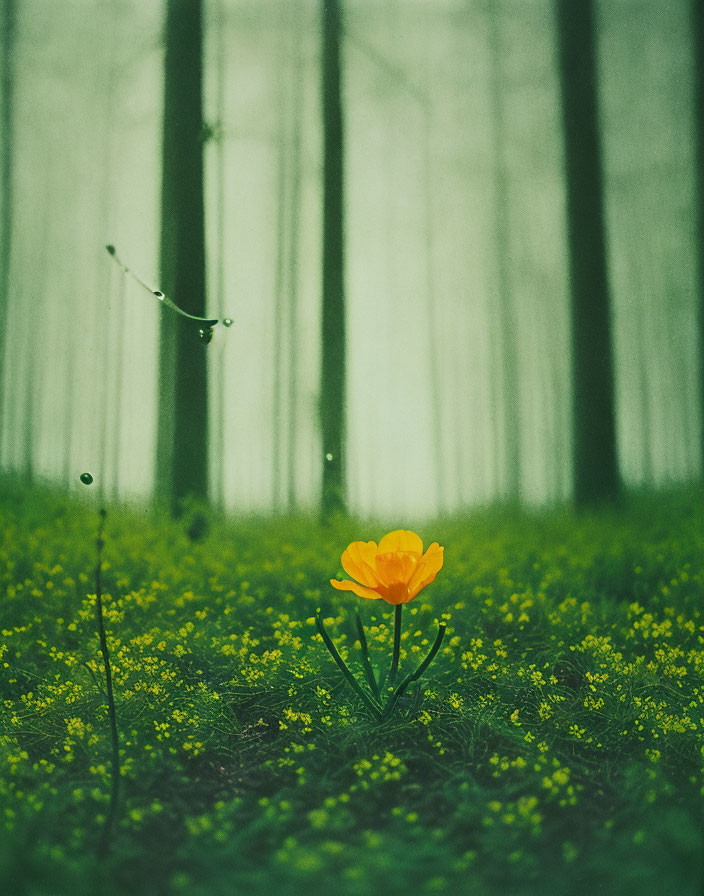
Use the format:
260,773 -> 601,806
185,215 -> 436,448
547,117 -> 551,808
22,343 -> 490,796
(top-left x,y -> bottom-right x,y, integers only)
374,550 -> 420,587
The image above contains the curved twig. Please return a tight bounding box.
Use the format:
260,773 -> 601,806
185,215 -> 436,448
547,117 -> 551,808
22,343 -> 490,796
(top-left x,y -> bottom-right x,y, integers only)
105,244 -> 224,328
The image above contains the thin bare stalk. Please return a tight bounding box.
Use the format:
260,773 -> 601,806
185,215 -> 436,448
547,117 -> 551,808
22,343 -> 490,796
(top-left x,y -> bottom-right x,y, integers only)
94,508 -> 120,856
355,609 -> 379,700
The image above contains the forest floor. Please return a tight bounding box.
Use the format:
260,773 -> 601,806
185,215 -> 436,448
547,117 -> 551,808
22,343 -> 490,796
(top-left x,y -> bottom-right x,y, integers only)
0,477 -> 703,895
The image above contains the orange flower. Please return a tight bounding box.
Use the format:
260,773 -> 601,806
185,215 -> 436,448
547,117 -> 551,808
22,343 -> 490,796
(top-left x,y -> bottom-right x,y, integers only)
330,529 -> 444,605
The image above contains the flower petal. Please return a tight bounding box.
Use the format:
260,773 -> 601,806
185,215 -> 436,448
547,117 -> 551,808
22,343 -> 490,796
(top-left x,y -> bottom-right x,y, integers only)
330,578 -> 382,600
375,551 -> 419,587
378,529 -> 424,555
341,540 -> 379,588
408,543 -> 444,599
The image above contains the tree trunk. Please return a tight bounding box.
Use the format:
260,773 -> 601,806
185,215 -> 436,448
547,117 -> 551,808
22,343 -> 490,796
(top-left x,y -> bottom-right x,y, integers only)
320,0 -> 346,516
487,3 -> 521,501
0,0 -> 16,453
111,270 -> 126,498
556,0 -> 620,505
693,0 -> 704,477
212,0 -> 227,509
272,17 -> 288,512
156,0 -> 208,512
287,4 -> 303,511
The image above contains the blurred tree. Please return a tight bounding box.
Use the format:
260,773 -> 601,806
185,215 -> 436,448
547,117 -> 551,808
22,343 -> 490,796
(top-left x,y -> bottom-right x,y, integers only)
556,0 -> 620,505
211,0 -> 227,509
0,0 -> 15,452
273,5 -> 304,512
98,0 -> 119,502
487,3 -> 521,501
155,0 -> 208,512
694,0 -> 704,476
272,16 -> 288,511
287,4 -> 304,512
320,0 -> 346,516
421,93 -> 444,510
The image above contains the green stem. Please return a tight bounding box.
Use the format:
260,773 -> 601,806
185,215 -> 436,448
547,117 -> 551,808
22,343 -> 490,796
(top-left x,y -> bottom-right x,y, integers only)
316,610 -> 382,718
355,610 -> 379,700
94,508 -> 120,857
388,604 -> 403,685
381,623 -> 446,721
409,682 -> 424,716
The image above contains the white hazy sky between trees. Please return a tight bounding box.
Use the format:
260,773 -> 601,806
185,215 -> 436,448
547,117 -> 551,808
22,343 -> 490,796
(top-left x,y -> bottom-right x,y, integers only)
0,0 -> 700,517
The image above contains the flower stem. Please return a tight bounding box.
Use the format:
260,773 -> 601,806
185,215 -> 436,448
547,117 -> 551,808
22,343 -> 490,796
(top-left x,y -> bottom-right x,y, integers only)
94,508 -> 120,857
355,610 -> 379,700
388,604 -> 403,685
381,623 -> 446,721
315,610 -> 382,718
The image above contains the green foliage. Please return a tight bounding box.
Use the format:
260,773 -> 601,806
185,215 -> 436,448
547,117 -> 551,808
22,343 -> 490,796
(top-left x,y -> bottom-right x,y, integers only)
0,478 -> 702,894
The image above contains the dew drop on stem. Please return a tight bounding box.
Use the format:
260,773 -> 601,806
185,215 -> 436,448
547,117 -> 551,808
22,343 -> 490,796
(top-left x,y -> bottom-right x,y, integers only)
80,472 -> 94,485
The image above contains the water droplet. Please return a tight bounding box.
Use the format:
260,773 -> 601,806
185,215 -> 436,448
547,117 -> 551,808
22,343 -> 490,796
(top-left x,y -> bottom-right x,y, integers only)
325,453 -> 333,462
153,290 -> 165,300
199,327 -> 214,345
80,472 -> 94,485
223,317 -> 233,328
105,244 -> 116,256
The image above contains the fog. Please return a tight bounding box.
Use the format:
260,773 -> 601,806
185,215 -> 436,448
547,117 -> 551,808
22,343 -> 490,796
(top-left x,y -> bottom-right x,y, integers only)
0,0 -> 700,516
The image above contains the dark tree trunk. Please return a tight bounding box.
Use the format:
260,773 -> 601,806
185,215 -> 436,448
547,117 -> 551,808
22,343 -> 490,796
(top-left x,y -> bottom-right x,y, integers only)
212,0 -> 227,509
693,0 -> 704,477
320,0 -> 346,516
556,0 -> 620,505
0,0 -> 16,452
156,0 -> 208,512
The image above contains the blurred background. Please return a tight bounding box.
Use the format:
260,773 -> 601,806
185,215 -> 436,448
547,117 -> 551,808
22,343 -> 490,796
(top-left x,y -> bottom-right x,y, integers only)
0,0 -> 701,518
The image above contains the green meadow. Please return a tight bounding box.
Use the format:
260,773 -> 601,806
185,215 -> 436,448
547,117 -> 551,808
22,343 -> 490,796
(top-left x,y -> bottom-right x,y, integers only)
1,478 -> 702,895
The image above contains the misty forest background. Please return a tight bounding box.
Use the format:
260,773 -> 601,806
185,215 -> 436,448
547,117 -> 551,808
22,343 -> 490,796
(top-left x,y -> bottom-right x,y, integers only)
3,3 -> 704,895
1,0 -> 703,519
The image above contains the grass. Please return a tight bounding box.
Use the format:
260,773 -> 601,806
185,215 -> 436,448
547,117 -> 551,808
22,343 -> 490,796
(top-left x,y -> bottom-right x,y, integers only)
0,476 -> 703,895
